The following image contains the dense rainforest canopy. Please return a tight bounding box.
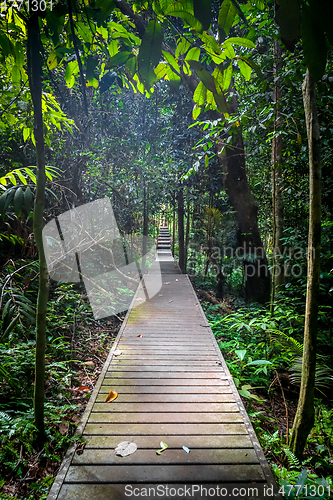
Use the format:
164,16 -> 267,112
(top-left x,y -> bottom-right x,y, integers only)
0,0 -> 333,498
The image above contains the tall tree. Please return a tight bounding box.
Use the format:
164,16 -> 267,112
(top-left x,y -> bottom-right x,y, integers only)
27,11 -> 49,445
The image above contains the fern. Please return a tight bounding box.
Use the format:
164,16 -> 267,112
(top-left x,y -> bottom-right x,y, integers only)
284,447 -> 301,469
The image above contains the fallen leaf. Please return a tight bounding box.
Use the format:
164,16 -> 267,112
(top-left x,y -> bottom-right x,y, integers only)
244,453 -> 248,456
58,422 -> 69,435
114,349 -> 122,356
164,282 -> 170,285
137,334 -> 142,337
169,300 -> 173,303
74,386 -> 90,392
83,361 -> 94,366
175,279 -> 179,281
115,441 -> 137,457
182,446 -> 190,453
71,415 -> 81,425
105,390 -> 118,403
200,324 -> 210,328
156,441 -> 168,455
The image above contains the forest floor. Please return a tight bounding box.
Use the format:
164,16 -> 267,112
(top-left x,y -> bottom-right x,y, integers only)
1,284 -> 331,499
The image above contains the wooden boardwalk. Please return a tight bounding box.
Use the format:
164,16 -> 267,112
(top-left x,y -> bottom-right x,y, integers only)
48,228 -> 281,500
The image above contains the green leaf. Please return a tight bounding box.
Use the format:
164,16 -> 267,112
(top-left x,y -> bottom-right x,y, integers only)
218,0 -> 237,42
162,50 -> 180,73
138,20 -> 162,90
125,55 -> 137,78
185,47 -> 200,61
237,59 -> 251,80
234,349 -> 247,361
107,51 -> 132,68
246,360 -> 273,366
223,37 -> 256,48
164,0 -> 202,31
188,60 -> 228,114
24,187 -> 33,215
239,56 -> 264,80
302,3 -> 327,81
11,65 -> 20,85
86,55 -> 99,84
156,441 -> 168,454
193,80 -> 207,106
192,103 -> 202,120
193,0 -> 211,31
275,0 -> 301,43
23,127 -> 31,142
14,187 -> 24,217
47,50 -> 58,70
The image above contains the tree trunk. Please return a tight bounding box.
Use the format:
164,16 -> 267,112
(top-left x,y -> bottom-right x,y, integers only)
142,179 -> 148,273
270,37 -> 285,315
185,195 -> 190,273
217,91 -> 270,303
172,197 -> 176,255
27,13 -> 49,447
289,69 -> 321,460
177,188 -> 185,273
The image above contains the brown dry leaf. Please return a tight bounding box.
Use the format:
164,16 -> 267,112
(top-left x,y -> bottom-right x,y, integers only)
137,334 -> 142,338
83,361 -> 94,366
105,390 -> 118,403
58,422 -> 69,435
71,415 -> 81,425
74,386 -> 90,393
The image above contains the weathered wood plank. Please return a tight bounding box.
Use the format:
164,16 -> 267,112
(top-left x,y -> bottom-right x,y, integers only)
95,393 -> 235,403
57,483 -> 272,500
99,385 -> 232,394
87,412 -> 243,424
83,423 -> 247,435
104,372 -> 224,379
92,402 -> 239,412
65,464 -> 265,483
82,434 -> 253,449
107,366 -> 222,372
72,448 -> 259,465
102,378 -> 229,385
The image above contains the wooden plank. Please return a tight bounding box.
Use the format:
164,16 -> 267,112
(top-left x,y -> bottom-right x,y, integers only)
83,423 -> 247,435
65,464 -> 265,483
87,412 -> 244,424
83,434 -> 253,449
105,372 -> 224,379
57,483 -> 272,500
99,385 -> 232,394
102,378 -> 229,385
95,393 -> 236,403
72,448 -> 259,465
92,402 -> 239,412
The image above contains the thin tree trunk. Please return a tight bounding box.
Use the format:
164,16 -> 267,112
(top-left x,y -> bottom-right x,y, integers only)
185,196 -> 190,273
178,188 -> 185,273
27,13 -> 49,447
290,69 -> 321,460
142,179 -> 148,273
270,37 -> 285,315
172,197 -> 176,255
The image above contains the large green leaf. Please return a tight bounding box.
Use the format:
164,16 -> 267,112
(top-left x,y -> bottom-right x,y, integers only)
188,60 -> 228,114
138,20 -> 162,90
237,59 -> 251,80
302,3 -> 327,81
223,37 -> 255,49
86,55 -> 99,84
218,0 -> 237,42
24,187 -> 33,216
164,0 -> 202,31
193,81 -> 207,106
193,0 -> 211,31
14,187 -> 24,218
107,51 -> 132,68
275,0 -> 301,43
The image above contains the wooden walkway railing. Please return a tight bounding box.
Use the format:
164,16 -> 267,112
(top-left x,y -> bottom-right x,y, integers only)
47,227 -> 281,500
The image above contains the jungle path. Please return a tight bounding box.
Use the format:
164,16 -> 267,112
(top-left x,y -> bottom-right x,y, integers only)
47,227 -> 280,500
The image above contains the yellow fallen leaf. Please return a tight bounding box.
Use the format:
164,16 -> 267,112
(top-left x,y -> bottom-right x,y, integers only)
105,390 -> 118,403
